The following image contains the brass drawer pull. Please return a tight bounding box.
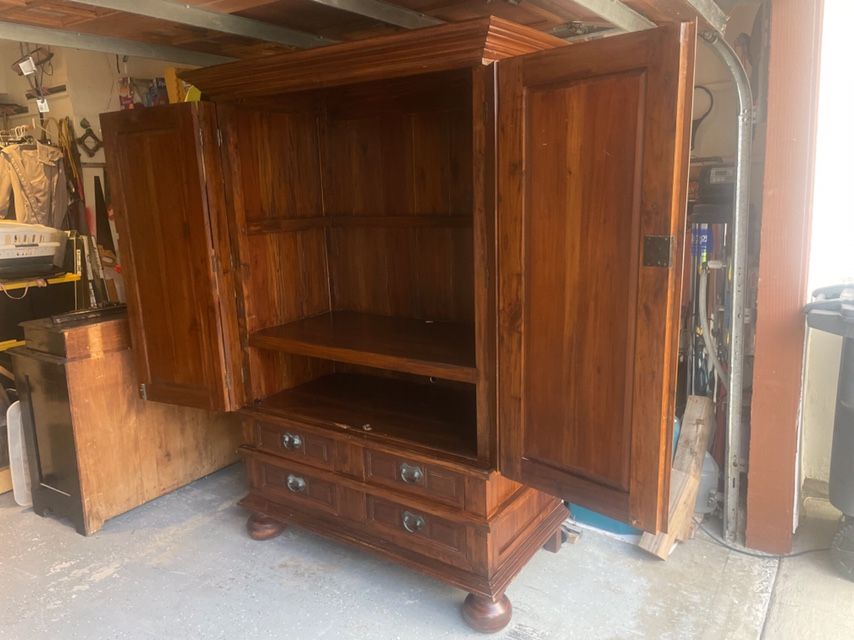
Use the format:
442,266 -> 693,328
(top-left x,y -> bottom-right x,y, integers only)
399,462 -> 424,484
402,510 -> 426,533
281,432 -> 303,450
286,474 -> 307,493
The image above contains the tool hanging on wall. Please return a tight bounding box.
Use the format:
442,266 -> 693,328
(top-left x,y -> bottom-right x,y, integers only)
75,119 -> 103,158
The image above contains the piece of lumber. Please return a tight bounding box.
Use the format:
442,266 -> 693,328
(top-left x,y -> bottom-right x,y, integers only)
639,395 -> 715,559
0,466 -> 11,495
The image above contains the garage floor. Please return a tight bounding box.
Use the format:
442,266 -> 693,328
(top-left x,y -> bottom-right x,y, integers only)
1,465 -> 851,640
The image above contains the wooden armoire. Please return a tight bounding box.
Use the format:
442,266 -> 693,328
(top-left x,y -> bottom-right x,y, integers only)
101,17 -> 695,632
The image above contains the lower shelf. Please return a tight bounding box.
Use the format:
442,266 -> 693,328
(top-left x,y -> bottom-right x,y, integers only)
246,373 -> 478,460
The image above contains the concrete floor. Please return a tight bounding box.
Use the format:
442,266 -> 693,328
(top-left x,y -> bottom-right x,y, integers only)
0,465 -> 851,640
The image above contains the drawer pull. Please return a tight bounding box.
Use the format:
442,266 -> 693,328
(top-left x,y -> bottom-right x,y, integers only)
399,462 -> 424,485
402,510 -> 426,534
281,433 -> 303,450
286,474 -> 307,493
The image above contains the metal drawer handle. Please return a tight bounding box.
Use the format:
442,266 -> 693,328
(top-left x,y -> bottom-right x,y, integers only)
402,510 -> 426,534
286,474 -> 306,493
281,432 -> 303,450
399,462 -> 424,485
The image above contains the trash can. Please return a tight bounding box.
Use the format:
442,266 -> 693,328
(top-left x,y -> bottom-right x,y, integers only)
805,284 -> 854,579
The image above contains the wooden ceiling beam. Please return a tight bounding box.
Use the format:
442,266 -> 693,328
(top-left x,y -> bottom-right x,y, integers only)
70,0 -> 337,48
0,20 -> 235,65
302,0 -> 443,29
682,0 -> 727,33
567,0 -> 655,31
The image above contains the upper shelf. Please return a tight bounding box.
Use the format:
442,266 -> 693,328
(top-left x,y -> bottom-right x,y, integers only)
249,311 -> 477,383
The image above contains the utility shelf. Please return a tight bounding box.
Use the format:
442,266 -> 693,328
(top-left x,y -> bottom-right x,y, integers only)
0,272 -> 81,292
0,339 -> 25,353
249,311 -> 477,383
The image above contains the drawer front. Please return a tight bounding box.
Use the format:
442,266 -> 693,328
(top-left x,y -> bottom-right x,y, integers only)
255,459 -> 341,517
365,495 -> 471,569
254,420 -> 336,471
364,449 -> 466,509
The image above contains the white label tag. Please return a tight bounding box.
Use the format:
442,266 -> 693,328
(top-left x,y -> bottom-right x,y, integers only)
18,57 -> 36,76
36,98 -> 49,113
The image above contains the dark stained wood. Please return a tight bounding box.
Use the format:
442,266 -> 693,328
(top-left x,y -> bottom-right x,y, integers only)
101,102 -> 243,411
240,441 -> 566,599
100,16 -> 696,627
246,215 -> 472,234
364,448 -> 468,509
496,24 -> 695,533
472,64 -> 497,465
461,593 -> 512,633
249,372 -> 478,459
218,101 -> 333,401
250,311 -> 477,383
542,529 -> 564,553
183,17 -> 564,100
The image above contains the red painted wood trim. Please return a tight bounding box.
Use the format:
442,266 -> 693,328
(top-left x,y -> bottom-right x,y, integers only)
746,0 -> 824,554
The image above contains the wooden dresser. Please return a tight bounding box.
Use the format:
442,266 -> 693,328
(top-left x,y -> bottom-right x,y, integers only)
11,311 -> 240,535
100,18 -> 695,632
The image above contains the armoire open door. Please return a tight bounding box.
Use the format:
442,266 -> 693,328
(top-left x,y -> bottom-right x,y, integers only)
496,23 -> 696,533
101,103 -> 244,412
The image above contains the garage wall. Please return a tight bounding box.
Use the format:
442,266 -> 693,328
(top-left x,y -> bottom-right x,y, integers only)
0,44 -> 187,230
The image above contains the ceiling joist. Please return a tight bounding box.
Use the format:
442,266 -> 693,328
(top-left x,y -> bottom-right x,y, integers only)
304,0 -> 443,29
569,0 -> 656,32
0,20 -> 235,66
683,0 -> 728,34
70,0 -> 337,49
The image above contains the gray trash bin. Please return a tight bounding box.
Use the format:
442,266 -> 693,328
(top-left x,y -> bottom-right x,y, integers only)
805,284 -> 854,579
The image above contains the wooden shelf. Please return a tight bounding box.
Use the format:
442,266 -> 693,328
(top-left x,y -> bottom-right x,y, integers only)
247,373 -> 478,460
0,272 -> 81,292
250,311 -> 477,383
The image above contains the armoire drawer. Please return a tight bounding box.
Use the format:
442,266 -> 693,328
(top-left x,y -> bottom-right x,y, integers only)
254,459 -> 343,517
365,495 -> 472,570
253,419 -> 337,471
364,449 -> 468,509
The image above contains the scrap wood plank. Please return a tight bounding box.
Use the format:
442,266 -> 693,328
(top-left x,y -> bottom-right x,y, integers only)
639,395 -> 715,559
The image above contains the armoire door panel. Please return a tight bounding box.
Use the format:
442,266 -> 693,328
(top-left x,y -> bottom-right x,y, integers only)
101,103 -> 241,412
496,24 -> 696,533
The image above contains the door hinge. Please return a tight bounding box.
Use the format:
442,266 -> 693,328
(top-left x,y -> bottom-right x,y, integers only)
216,128 -> 223,147
139,383 -> 147,400
643,235 -> 674,268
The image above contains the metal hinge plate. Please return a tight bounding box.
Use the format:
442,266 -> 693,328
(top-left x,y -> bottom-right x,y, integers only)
139,383 -> 147,400
643,235 -> 674,267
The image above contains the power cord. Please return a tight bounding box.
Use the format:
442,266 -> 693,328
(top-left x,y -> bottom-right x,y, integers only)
697,520 -> 830,559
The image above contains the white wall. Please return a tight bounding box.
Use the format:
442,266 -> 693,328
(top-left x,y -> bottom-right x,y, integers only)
691,5 -> 761,160
801,0 -> 854,485
0,44 -> 187,229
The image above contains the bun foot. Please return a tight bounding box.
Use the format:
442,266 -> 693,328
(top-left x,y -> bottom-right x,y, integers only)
246,514 -> 285,541
461,592 -> 512,633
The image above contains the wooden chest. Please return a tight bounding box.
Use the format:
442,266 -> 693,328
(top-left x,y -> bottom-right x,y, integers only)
11,311 -> 240,535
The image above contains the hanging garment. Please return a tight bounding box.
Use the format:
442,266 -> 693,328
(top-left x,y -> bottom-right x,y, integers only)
0,142 -> 68,228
